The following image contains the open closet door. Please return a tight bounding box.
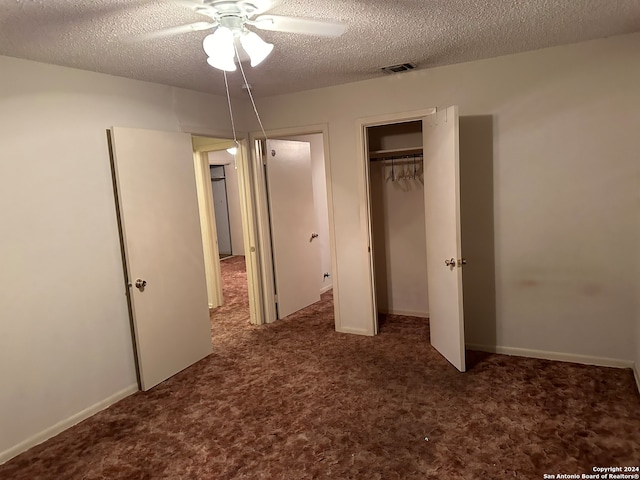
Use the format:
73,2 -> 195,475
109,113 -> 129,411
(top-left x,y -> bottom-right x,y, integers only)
265,139 -> 321,318
109,127 -> 212,390
423,106 -> 466,372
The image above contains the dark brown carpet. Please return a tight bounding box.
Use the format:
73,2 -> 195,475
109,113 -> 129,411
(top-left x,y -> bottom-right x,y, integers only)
2,255 -> 639,479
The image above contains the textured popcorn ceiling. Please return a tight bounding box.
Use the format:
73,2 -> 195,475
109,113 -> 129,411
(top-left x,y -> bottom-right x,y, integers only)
1,0 -> 639,98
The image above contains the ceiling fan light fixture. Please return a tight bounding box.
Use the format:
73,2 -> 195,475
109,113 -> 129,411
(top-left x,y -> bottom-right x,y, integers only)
202,27 -> 235,57
240,30 -> 274,67
203,27 -> 237,71
207,55 -> 237,72
226,141 -> 239,155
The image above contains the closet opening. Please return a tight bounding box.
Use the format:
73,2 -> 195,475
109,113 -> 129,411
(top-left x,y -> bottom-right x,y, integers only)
366,120 -> 429,332
360,106 -> 468,371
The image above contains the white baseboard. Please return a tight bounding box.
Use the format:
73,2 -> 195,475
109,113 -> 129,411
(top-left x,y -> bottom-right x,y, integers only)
466,343 -> 634,370
379,309 -> 428,318
320,284 -> 333,294
0,384 -> 138,465
634,363 -> 640,395
336,326 -> 373,336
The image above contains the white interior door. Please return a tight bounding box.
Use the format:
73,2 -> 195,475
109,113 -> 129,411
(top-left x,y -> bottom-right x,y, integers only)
423,106 -> 466,372
109,127 -> 213,390
265,139 -> 321,318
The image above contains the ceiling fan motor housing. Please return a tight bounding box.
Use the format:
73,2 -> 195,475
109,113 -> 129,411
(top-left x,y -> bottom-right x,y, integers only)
202,1 -> 259,17
199,1 -> 264,32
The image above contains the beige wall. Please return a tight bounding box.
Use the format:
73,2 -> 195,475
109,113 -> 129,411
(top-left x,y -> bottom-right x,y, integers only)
0,55 -> 247,462
253,33 -> 640,361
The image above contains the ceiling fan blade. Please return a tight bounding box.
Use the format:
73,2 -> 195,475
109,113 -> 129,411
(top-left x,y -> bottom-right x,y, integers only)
135,21 -> 216,42
171,0 -> 215,16
172,0 -> 203,7
249,0 -> 282,17
252,15 -> 346,37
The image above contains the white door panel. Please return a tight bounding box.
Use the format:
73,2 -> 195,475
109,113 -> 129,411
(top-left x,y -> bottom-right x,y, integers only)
265,139 -> 320,318
110,127 -> 212,390
423,106 -> 466,372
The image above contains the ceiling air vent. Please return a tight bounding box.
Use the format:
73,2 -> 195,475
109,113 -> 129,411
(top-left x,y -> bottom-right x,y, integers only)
381,62 -> 417,74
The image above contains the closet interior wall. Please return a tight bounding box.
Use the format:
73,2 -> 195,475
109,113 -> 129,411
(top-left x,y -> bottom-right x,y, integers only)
368,121 -> 429,318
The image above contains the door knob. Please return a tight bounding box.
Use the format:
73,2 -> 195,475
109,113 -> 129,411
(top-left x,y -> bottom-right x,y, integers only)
309,232 -> 319,242
444,258 -> 456,267
135,278 -> 147,289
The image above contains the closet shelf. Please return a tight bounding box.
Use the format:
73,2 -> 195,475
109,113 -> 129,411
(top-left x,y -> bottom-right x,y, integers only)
369,146 -> 422,160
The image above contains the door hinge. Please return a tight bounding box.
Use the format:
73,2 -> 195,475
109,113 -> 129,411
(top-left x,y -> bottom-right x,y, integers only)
274,294 -> 278,304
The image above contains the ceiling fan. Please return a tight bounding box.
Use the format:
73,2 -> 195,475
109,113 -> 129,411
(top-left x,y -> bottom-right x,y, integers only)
153,0 -> 347,71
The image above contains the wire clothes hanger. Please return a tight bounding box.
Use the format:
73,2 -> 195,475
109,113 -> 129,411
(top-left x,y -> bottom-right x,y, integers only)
378,153 -> 424,188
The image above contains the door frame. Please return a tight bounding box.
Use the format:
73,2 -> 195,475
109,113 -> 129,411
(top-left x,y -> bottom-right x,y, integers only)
190,132 -> 264,326
193,148 -> 223,309
356,108 -> 436,335
249,124 -> 340,328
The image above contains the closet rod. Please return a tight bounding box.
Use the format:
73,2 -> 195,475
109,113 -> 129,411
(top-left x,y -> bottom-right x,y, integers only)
370,153 -> 424,163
